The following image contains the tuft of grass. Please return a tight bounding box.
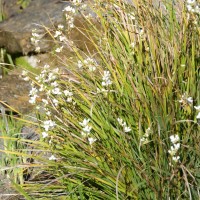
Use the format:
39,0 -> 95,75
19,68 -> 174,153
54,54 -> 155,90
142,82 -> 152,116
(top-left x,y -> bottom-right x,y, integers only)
6,0 -> 200,199
0,114 -> 24,185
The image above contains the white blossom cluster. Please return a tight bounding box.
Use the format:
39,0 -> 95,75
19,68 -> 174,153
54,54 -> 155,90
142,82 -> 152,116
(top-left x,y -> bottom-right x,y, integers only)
77,57 -> 98,71
29,86 -> 39,104
27,64 -> 74,114
35,65 -> 61,100
186,0 -> 200,14
179,94 -> 200,122
102,71 -> 112,87
54,24 -> 67,53
21,70 -> 29,81
168,134 -> 180,163
117,118 -> 131,133
54,25 -> 66,42
43,120 -> 56,132
140,127 -> 151,145
63,89 -> 73,103
30,29 -> 42,53
179,93 -> 193,104
49,155 -> 56,160
96,70 -> 113,94
63,6 -> 76,29
79,118 -> 96,145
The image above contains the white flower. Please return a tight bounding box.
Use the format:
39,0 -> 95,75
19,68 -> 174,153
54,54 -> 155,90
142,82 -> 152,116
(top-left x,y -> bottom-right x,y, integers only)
194,105 -> 200,111
29,87 -> 38,96
49,155 -> 56,161
59,35 -> 66,42
63,6 -> 75,13
140,127 -> 151,145
22,70 -> 28,76
32,32 -> 40,38
187,4 -> 193,11
43,120 -> 56,131
35,46 -> 41,53
29,95 -> 38,104
85,13 -> 92,19
170,135 -> 179,144
196,112 -> 200,119
23,76 -> 30,81
140,137 -> 149,144
53,98 -> 59,106
117,118 -> 123,125
42,132 -> 48,138
63,90 -> 73,96
54,30 -> 62,38
79,118 -> 90,126
42,99 -> 48,105
178,99 -> 183,103
172,156 -> 180,162
173,143 -> 180,151
69,19 -> 74,27
81,132 -> 87,137
47,73 -> 57,82
39,84 -> 46,92
168,143 -> 180,156
52,87 -> 62,95
168,146 -> 176,156
66,97 -> 73,102
102,71 -> 112,86
144,127 -> 151,137
82,125 -> 92,133
46,111 -> 51,116
88,137 -> 97,145
194,5 -> 200,13
58,24 -> 64,30
124,126 -> 131,132
83,58 -> 97,71
117,118 -> 126,127
44,64 -> 50,70
31,37 -> 39,45
89,65 -> 96,71
81,4 -> 87,9
77,60 -> 83,68
51,81 -> 58,87
55,46 -> 63,53
80,118 -> 92,137
36,74 -> 44,83
187,97 -> 193,104
130,42 -> 135,48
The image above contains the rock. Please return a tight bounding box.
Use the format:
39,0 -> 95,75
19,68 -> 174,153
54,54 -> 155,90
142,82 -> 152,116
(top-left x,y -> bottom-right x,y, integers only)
0,70 -> 32,114
1,0 -> 29,19
0,0 -> 72,54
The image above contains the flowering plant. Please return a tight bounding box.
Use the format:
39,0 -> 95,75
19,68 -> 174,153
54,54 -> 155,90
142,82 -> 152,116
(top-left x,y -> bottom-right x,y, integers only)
15,0 -> 200,199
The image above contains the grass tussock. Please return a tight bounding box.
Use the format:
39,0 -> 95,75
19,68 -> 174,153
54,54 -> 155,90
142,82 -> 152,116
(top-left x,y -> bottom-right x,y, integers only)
2,0 -> 200,199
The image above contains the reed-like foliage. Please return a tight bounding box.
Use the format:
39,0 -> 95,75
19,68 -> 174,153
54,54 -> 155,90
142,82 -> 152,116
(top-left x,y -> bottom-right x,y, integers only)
4,0 -> 200,199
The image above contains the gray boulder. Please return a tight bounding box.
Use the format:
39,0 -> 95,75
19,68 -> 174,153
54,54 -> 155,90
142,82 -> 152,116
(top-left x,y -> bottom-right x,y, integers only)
0,0 -> 71,54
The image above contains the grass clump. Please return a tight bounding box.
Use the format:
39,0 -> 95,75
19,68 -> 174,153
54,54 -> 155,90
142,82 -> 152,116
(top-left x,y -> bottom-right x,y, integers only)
0,113 -> 24,185
13,0 -> 200,199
